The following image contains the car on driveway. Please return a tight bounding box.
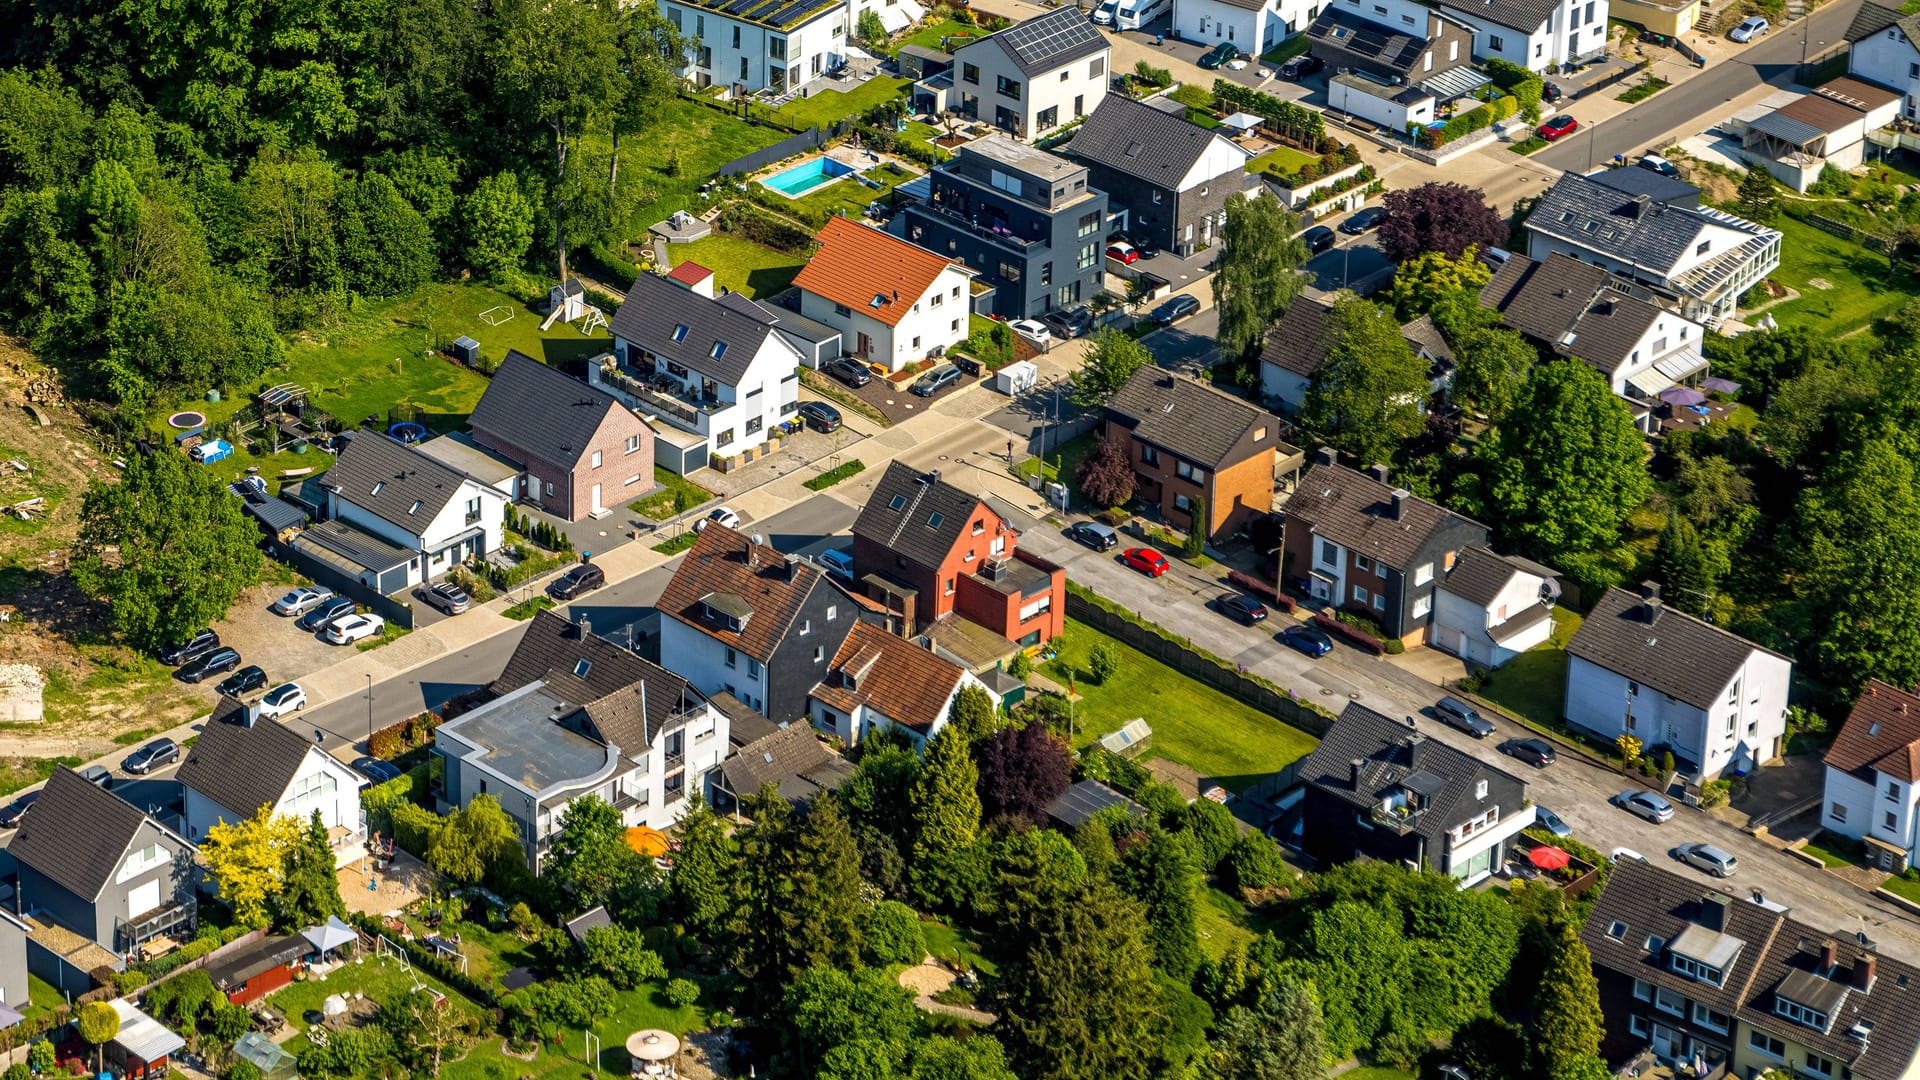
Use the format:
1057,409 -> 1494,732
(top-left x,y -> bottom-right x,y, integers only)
1433,696 -> 1496,738
549,563 -> 606,599
1121,547 -> 1169,577
1150,295 -> 1201,326
123,738 -> 179,775
77,764 -> 112,788
353,757 -> 404,784
824,357 -> 872,388
1638,154 -> 1680,177
1042,305 -> 1094,339
1502,737 -> 1557,768
1278,624 -> 1334,657
798,401 -> 842,433
1302,225 -> 1336,254
1198,42 -> 1240,69
417,581 -> 472,615
911,365 -> 962,397
1105,241 -> 1139,265
1611,846 -> 1649,865
1279,53 -> 1324,79
1676,841 -> 1739,876
324,613 -> 385,645
298,596 -> 356,633
1007,318 -> 1052,346
1538,115 -> 1578,141
179,646 -> 242,684
1542,81 -> 1564,103
0,791 -> 38,828
1067,521 -> 1119,551
1216,594 -> 1269,626
259,682 -> 307,718
215,665 -> 269,699
1615,789 -> 1676,823
160,629 -> 220,666
270,586 -> 334,617
1729,15 -> 1769,40
1092,0 -> 1118,24
818,548 -> 855,583
696,506 -> 742,532
1535,806 -> 1572,838
1340,206 -> 1387,235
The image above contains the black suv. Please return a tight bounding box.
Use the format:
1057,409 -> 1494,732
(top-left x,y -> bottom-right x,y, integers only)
550,563 -> 606,600
297,596 -> 356,632
160,629 -> 220,666
1280,54 -> 1325,79
215,665 -> 269,699
179,646 -> 242,684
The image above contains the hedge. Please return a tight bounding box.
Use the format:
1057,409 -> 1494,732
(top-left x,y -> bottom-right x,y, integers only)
1311,613 -> 1386,655
390,802 -> 445,860
1226,569 -> 1296,613
1419,94 -> 1516,148
368,712 -> 440,761
1213,80 -> 1329,151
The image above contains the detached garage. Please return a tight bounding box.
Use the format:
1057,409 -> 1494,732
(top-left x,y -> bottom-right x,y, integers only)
1430,547 -> 1560,669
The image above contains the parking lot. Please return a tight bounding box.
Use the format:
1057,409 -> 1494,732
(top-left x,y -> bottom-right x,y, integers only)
204,582 -> 353,699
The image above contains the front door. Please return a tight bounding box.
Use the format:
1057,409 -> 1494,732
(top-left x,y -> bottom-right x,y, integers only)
858,332 -> 873,356
590,483 -> 602,512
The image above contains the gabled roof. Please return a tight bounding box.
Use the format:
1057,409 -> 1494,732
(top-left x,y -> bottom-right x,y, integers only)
1524,172 -> 1779,298
1567,586 -> 1790,711
1826,680 -> 1920,783
1581,858 -> 1784,1020
1260,297 -> 1336,378
1585,165 -> 1702,209
1066,96 -> 1233,189
608,272 -> 786,386
468,351 -> 636,470
720,722 -> 854,803
1308,5 -> 1433,74
657,525 -> 836,662
12,767 -> 170,901
853,462 -> 1005,572
1399,314 -> 1454,364
1444,0 -> 1562,33
1480,253 -> 1667,368
1298,702 -> 1528,841
1439,546 -> 1526,608
324,432 -> 478,535
961,6 -> 1107,76
792,217 -> 968,329
1103,368 -> 1288,470
1283,461 -> 1487,570
1846,0 -> 1912,44
491,609 -> 701,755
810,622 -> 968,736
178,697 -> 356,822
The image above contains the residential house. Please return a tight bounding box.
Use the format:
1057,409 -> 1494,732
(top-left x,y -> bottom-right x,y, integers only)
1064,96 -> 1258,257
1280,452 -> 1490,643
1439,0 -> 1609,72
178,698 -> 368,865
1609,0 -> 1700,36
1479,252 -> 1709,430
1307,0 -> 1480,94
1101,367 -> 1301,542
850,461 -> 1066,647
1430,546 -> 1560,667
1522,170 -> 1782,327
949,7 -> 1110,140
1820,680 -> 1920,872
1564,583 -> 1792,780
1586,164 -> 1703,207
715,721 -> 855,808
307,430 -> 508,590
657,524 -> 865,723
809,621 -> 987,746
11,767 -> 196,980
1259,296 -> 1456,414
897,135 -> 1108,319
1295,702 -> 1535,884
433,610 -> 730,869
1326,69 -> 1440,131
1846,1 -> 1920,121
1739,77 -> 1904,192
794,217 -> 975,370
659,0 -> 861,94
464,350 -> 654,520
602,269 -> 804,471
1173,0 -> 1314,64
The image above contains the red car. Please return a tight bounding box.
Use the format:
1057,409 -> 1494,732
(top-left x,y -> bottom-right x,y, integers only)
1105,242 -> 1139,265
1538,115 -> 1578,141
1121,547 -> 1169,577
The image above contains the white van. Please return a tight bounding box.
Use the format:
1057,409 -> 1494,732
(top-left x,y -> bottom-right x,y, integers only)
1113,0 -> 1170,31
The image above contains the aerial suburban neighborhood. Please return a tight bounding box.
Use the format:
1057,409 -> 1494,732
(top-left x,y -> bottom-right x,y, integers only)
0,0 -> 1918,1075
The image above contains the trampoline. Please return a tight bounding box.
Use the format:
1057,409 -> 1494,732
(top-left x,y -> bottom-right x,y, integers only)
387,421 -> 427,443
167,411 -> 206,430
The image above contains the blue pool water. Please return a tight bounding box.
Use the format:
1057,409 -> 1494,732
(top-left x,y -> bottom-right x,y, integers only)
761,156 -> 856,196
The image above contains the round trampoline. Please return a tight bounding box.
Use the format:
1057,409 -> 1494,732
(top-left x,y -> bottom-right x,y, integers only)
167,411 -> 207,429
387,421 -> 427,443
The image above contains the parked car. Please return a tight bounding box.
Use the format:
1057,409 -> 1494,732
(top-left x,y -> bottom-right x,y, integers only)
1610,846 -> 1648,865
1302,225 -> 1336,254
549,563 -> 607,600
1150,295 -> 1201,326
911,365 -> 962,397
270,586 -> 335,617
415,581 -> 471,615
1007,318 -> 1052,346
1216,594 -> 1269,626
259,682 -> 308,718
159,629 -> 220,666
76,764 -> 112,789
325,613 -> 385,645
215,665 -> 269,699
824,357 -> 872,388
1433,696 -> 1496,738
0,791 -> 39,828
1340,206 -> 1387,235
1275,624 -> 1331,656
297,596 -> 356,633
798,401 -> 842,433
123,738 -> 179,775
1105,241 -> 1139,265
1092,0 -> 1118,24
1502,737 -> 1557,768
1541,81 -> 1564,103
1121,547 -> 1169,577
818,548 -> 856,583
1676,841 -> 1739,877
1198,42 -> 1240,69
179,646 -> 242,684
1615,789 -> 1676,823
696,506 -> 742,532
1280,54 -> 1325,79
1042,305 -> 1094,339
1538,115 -> 1578,141
1729,15 -> 1769,41
1067,521 -> 1119,551
352,757 -> 404,784
1535,806 -> 1572,838
1638,154 -> 1680,177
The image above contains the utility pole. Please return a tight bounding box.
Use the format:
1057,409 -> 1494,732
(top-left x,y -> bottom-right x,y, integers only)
365,673 -> 375,751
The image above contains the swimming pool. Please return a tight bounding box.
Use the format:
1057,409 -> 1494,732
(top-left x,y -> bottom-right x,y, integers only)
760,156 -> 857,197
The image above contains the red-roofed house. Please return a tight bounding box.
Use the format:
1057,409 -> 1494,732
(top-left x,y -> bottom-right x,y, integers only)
1823,679 -> 1920,871
792,217 -> 973,371
666,261 -> 716,295
809,622 -> 988,747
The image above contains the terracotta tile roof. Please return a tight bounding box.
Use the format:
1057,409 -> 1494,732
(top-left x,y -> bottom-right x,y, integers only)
792,217 -> 968,328
810,622 -> 967,736
1826,680 -> 1920,782
666,261 -> 713,286
658,525 -> 832,661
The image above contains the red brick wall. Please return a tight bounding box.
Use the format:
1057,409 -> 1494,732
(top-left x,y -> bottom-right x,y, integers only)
471,408 -> 653,521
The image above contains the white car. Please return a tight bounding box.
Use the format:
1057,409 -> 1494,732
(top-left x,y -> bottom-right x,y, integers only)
324,613 -> 385,645
1007,319 -> 1052,346
258,682 -> 308,718
1729,15 -> 1769,41
695,506 -> 742,532
270,586 -> 335,617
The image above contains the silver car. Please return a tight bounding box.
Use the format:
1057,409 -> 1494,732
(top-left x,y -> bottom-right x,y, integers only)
1616,789 -> 1675,824
1677,842 -> 1738,877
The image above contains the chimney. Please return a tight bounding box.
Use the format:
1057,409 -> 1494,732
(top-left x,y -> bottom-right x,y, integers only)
1631,193 -> 1652,219
1699,892 -> 1729,932
1641,581 -> 1663,626
1392,488 -> 1410,521
1350,758 -> 1366,788
923,468 -> 941,485
1854,953 -> 1878,990
1822,939 -> 1840,971
1316,447 -> 1339,468
1369,463 -> 1390,485
574,612 -> 592,640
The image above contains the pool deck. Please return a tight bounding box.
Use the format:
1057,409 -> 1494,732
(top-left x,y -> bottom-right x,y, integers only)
755,143 -> 908,199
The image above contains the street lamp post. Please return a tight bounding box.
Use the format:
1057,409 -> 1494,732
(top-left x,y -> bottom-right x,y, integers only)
365,672 -> 374,751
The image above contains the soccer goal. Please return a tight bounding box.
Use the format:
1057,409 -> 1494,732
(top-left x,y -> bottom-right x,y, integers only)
479,305 -> 516,326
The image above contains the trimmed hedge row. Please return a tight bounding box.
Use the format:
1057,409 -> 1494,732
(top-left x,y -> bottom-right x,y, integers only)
1418,94 -> 1518,148
1213,80 -> 1330,151
1227,569 -> 1295,613
1312,613 -> 1386,655
345,912 -> 501,1008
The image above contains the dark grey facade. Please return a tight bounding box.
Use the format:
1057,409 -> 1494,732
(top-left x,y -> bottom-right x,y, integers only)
898,135 -> 1108,320
18,819 -> 195,959
1064,96 -> 1260,257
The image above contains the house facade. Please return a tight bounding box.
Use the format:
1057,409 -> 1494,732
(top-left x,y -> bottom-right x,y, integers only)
1565,583 -> 1792,780
950,7 -> 1110,140
1064,95 -> 1257,256
1821,680 -> 1920,872
1295,702 -> 1535,884
1174,0 -> 1312,62
660,0 -> 849,94
466,350 -> 654,521
317,432 -> 509,589
1846,2 -> 1920,121
1740,77 -> 1904,192
1308,0 -> 1478,86
1260,297 -> 1456,414
1430,547 -> 1560,668
1440,0 -> 1609,72
795,216 -> 974,371
179,699 -> 368,866
897,135 -> 1108,320
809,621 -> 987,747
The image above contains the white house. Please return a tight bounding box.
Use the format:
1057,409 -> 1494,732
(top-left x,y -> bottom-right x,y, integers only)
809,621 -> 988,747
1440,0 -> 1609,72
1430,547 -> 1560,668
319,431 -> 509,588
1173,0 -> 1313,62
602,268 -> 805,471
793,216 -> 974,371
1739,77 -> 1904,192
1845,1 -> 1920,121
1564,583 -> 1792,781
1822,679 -> 1920,872
950,7 -> 1110,140
177,698 -> 369,867
660,0 -> 847,94
1327,70 -> 1437,132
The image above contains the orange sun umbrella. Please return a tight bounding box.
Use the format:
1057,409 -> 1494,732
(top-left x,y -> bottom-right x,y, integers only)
1529,845 -> 1572,870
625,826 -> 670,858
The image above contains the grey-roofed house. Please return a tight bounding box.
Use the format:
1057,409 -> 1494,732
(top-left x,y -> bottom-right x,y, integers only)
1431,546 -> 1560,667
950,6 -> 1111,140
1846,2 -> 1920,126
464,350 -> 655,521
1586,165 -> 1702,208
1565,583 -> 1791,780
1306,0 -> 1479,91
1740,76 -> 1903,192
314,430 -> 509,590
179,698 -> 367,862
1438,0 -> 1608,73
1101,367 -> 1302,542
1063,95 -> 1256,257
1280,452 -> 1490,643
434,609 -> 733,868
1259,296 -> 1460,413
1295,702 -> 1534,884
714,721 -> 855,808
1522,170 -> 1781,327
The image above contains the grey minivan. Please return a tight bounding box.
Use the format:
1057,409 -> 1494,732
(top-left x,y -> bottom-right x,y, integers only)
1434,696 -> 1496,738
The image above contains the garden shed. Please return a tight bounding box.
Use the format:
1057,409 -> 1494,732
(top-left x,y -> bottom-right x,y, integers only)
233,1031 -> 297,1080
450,336 -> 480,365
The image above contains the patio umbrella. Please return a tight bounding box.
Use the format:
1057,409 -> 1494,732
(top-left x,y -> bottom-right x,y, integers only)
625,826 -> 670,858
626,1030 -> 680,1062
1529,846 -> 1572,870
1660,386 -> 1707,407
322,995 -> 348,1018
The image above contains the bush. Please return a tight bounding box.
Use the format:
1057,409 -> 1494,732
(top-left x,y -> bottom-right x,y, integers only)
1700,779 -> 1733,809
390,801 -> 446,859
5,1062 -> 28,1080
865,900 -> 928,966
1169,83 -> 1215,109
663,978 -> 701,1008
1226,832 -> 1289,891
1384,639 -> 1405,655
1088,641 -> 1121,684
1312,613 -> 1386,655
361,771 -> 417,834
1132,60 -> 1172,87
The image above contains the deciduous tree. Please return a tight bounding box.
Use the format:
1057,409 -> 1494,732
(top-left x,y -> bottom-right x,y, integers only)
1795,436 -> 1920,694
1075,437 -> 1136,509
78,1002 -> 120,1073
201,806 -> 301,928
427,793 -> 520,885
1300,296 -> 1430,466
579,924 -> 666,988
911,1036 -> 1019,1080
975,722 -> 1072,826
1215,194 -> 1307,360
461,171 -> 535,279
1451,328 -> 1536,420
1378,182 -> 1507,263
1070,329 -> 1152,407
1210,976 -> 1327,1080
544,794 -> 638,909
1088,641 -> 1120,684
1385,248 -> 1492,323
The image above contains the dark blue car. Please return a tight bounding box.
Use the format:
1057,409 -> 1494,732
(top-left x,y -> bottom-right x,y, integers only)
1278,624 -> 1333,657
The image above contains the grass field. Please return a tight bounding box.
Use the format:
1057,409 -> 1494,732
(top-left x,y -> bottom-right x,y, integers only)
630,467 -> 716,520
922,919 -> 997,976
1476,608 -> 1583,730
668,235 -> 807,298
1043,617 -> 1319,790
1261,36 -> 1312,63
1247,144 -> 1320,176
769,77 -> 912,130
1764,213 -> 1917,333
896,19 -> 978,54
1800,831 -> 1862,869
1195,886 -> 1286,960
1015,431 -> 1099,503
627,97 -> 790,232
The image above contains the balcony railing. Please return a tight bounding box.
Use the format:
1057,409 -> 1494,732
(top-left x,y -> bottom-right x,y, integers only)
117,896 -> 197,954
614,789 -> 651,812
663,751 -> 686,772
597,364 -> 728,428
923,202 -> 1047,251
1370,803 -> 1425,836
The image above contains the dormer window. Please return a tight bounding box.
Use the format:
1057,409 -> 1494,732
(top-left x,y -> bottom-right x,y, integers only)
1775,997 -> 1829,1031
1670,954 -> 1724,985
1475,779 -> 1488,799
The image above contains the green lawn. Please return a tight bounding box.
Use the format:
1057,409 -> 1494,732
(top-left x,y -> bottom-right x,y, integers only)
1346,1067 -> 1418,1080
1508,136 -> 1550,155
1247,144 -> 1320,177
668,235 -> 807,298
895,18 -> 978,54
1763,212 -> 1918,333
1194,887 -> 1286,960
1475,608 -> 1582,730
630,466 -> 716,520
769,77 -> 912,130
921,919 -> 997,976
1044,617 -> 1320,790
1802,830 -> 1865,868
21,973 -> 65,1023
626,97 -> 791,233
1261,36 -> 1312,63
1015,430 -> 1099,505
1884,875 -> 1920,904
399,915 -> 537,985
1186,107 -> 1223,129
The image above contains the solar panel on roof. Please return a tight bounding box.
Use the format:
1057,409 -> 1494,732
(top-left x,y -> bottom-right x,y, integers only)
721,0 -> 759,13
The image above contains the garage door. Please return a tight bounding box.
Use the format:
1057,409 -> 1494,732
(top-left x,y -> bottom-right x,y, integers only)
128,879 -> 161,919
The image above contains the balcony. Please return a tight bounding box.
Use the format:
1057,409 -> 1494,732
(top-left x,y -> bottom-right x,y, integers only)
613,789 -> 651,812
921,202 -> 1047,252
117,896 -> 197,955
1370,802 -> 1426,836
593,362 -> 729,433
663,751 -> 686,772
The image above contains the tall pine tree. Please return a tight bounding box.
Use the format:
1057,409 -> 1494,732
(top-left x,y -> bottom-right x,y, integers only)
1530,920 -> 1605,1080
669,794 -> 735,943
1653,512 -> 1715,615
911,726 -> 983,908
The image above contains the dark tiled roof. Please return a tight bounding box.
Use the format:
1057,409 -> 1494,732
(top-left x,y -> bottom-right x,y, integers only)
970,6 -> 1107,76
1298,702 -> 1528,842
1826,680 -> 1920,783
469,351 -> 634,470
1066,96 -> 1228,188
853,462 -> 1002,572
1439,546 -> 1522,608
1524,172 -> 1776,290
1399,314 -> 1454,364
292,520 -> 415,573
1104,368 -> 1288,470
658,526 -> 833,662
12,767 -> 157,901
1446,0 -> 1561,32
720,723 -> 854,802
810,622 -> 968,736
1567,587 -> 1789,711
716,692 -> 779,746
1308,6 -> 1430,74
178,698 -> 338,822
1739,933 -> 1920,1080
1586,166 -> 1702,209
1260,296 -> 1336,378
1581,857 -> 1785,1019
324,432 -> 475,537
491,610 -> 700,755
1480,254 -> 1663,368
1284,462 -> 1487,570
1846,0 -> 1908,43
608,272 -> 785,386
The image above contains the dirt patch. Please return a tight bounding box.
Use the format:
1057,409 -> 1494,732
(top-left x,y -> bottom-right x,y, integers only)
897,961 -> 954,997
1808,277 -> 1835,290
1693,171 -> 1737,207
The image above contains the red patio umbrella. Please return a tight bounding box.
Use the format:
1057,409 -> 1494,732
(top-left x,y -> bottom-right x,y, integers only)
1529,845 -> 1572,870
